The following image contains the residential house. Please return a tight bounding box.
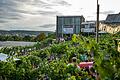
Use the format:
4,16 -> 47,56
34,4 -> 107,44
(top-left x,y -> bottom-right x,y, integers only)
99,13 -> 120,34
81,21 -> 96,35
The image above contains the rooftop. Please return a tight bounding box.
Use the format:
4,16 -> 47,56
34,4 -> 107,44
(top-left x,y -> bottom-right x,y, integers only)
105,13 -> 120,23
82,21 -> 95,24
57,15 -> 84,18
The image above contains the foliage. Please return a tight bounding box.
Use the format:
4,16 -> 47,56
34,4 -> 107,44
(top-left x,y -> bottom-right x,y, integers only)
0,32 -> 54,42
0,33 -> 120,79
0,35 -> 34,42
47,32 -> 56,39
35,33 -> 46,41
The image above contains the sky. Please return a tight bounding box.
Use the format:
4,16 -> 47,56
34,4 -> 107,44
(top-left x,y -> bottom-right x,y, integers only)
0,0 -> 120,31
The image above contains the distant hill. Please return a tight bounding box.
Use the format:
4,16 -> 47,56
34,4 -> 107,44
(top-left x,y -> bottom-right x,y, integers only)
0,30 -> 54,37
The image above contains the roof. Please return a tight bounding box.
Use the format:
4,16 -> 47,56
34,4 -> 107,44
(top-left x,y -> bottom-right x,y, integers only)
57,15 -> 84,18
105,13 -> 120,23
82,21 -> 95,24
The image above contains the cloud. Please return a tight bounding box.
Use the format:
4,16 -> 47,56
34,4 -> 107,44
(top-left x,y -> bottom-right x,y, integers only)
7,9 -> 62,16
0,0 -> 18,8
86,16 -> 93,18
0,11 -> 23,18
38,24 -> 55,28
100,10 -> 115,15
0,0 -> 63,20
0,0 -> 70,31
53,0 -> 71,6
37,10 -> 62,15
14,0 -> 53,9
0,0 -> 25,23
0,20 -> 8,23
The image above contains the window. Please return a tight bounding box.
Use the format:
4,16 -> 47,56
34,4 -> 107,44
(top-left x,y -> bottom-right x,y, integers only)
64,18 -> 73,25
74,18 -> 80,25
85,24 -> 89,28
58,18 -> 63,25
90,24 -> 95,28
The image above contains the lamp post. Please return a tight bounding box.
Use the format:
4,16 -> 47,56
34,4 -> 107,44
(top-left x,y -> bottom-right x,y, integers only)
96,0 -> 99,43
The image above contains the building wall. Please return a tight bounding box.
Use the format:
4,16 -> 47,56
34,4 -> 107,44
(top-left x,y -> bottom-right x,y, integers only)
118,42 -> 120,52
99,23 -> 120,34
56,16 -> 85,38
81,21 -> 96,33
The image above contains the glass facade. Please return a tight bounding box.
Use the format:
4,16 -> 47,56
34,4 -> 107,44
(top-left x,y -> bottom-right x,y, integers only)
58,18 -> 63,25
64,18 -> 73,25
76,25 -> 80,34
56,16 -> 85,37
74,18 -> 80,25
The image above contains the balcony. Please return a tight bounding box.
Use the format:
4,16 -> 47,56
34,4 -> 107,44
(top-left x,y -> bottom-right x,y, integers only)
81,28 -> 95,32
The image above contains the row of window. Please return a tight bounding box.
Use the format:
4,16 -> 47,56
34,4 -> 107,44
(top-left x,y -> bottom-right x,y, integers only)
58,17 -> 81,25
81,24 -> 96,28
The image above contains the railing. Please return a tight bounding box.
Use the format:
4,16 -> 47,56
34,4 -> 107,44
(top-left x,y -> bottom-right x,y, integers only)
81,28 -> 95,32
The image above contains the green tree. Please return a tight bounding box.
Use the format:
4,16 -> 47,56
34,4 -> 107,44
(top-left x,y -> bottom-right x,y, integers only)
35,33 -> 46,41
47,33 -> 55,39
23,36 -> 32,41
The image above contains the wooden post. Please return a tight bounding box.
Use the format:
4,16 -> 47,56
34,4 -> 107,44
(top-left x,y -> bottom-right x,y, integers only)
96,0 -> 99,43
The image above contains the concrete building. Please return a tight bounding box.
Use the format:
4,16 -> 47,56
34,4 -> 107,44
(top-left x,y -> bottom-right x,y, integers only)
56,16 -> 85,38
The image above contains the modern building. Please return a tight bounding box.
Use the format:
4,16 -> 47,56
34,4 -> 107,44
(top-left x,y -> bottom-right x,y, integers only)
81,21 -> 96,35
56,16 -> 85,38
81,20 -> 107,36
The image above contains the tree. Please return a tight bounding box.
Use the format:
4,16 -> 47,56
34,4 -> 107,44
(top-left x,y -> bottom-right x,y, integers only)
35,33 -> 46,41
23,36 -> 32,41
47,33 -> 55,39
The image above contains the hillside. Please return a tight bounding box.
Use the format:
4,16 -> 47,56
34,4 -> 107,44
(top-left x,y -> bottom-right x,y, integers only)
0,30 -> 54,36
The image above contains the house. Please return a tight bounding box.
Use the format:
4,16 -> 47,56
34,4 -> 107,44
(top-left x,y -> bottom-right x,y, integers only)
81,21 -> 96,35
105,13 -> 120,24
99,13 -> 120,34
56,16 -> 85,38
81,21 -> 106,36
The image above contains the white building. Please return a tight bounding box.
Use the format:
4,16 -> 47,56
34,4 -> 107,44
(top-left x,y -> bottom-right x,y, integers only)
81,21 -> 96,35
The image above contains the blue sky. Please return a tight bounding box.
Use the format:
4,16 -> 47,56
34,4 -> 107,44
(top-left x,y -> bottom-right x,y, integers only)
0,0 -> 120,31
